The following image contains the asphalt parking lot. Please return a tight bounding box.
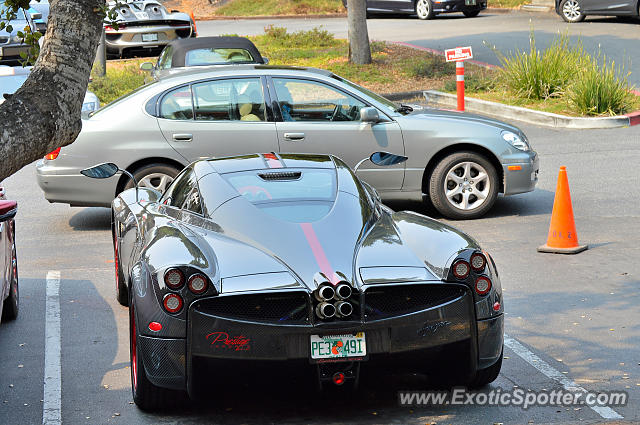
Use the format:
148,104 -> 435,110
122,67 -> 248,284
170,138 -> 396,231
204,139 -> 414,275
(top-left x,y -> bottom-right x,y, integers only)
0,118 -> 638,424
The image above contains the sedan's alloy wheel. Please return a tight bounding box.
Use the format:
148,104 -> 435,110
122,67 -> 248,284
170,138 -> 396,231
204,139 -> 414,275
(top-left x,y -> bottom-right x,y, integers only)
138,172 -> 174,192
444,161 -> 491,211
416,0 -> 434,19
561,0 -> 585,22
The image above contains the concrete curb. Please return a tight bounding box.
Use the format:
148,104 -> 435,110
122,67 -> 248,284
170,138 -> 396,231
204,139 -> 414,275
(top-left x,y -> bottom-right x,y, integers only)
193,7 -> 516,21
422,90 -> 639,129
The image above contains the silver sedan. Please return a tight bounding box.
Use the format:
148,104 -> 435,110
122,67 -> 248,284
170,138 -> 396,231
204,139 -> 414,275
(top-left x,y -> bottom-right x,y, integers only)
36,65 -> 538,219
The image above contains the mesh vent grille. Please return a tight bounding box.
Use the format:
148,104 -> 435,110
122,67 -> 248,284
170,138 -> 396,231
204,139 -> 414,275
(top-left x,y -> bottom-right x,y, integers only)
364,284 -> 465,321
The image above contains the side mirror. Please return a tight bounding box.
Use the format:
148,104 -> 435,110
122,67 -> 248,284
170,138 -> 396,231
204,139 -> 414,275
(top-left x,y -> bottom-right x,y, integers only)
140,62 -> 154,71
370,151 -> 408,167
360,107 -> 380,123
262,56 -> 269,64
31,12 -> 42,20
81,162 -> 119,179
0,200 -> 17,222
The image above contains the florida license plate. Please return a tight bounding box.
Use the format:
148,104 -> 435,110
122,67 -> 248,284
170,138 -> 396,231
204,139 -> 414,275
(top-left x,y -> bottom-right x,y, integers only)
142,33 -> 158,42
310,332 -> 366,360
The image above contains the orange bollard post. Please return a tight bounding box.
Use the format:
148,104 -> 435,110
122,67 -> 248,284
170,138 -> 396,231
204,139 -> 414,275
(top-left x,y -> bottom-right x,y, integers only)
456,61 -> 465,111
190,11 -> 198,37
538,166 -> 588,254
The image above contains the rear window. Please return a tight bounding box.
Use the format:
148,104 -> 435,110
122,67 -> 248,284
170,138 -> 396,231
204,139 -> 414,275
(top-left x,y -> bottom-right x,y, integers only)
185,48 -> 255,66
221,169 -> 336,222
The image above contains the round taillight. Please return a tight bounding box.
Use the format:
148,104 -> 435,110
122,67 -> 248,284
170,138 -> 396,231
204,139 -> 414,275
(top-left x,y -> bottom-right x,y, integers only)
452,260 -> 470,279
163,293 -> 183,313
188,274 -> 208,295
470,253 -> 486,271
164,268 -> 184,289
475,277 -> 492,295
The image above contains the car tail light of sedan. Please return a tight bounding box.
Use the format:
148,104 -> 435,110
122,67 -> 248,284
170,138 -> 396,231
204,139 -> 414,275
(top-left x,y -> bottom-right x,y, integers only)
45,147 -> 61,160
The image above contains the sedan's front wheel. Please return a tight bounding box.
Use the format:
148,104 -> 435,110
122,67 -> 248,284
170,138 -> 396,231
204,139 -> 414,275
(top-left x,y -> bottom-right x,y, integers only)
428,152 -> 499,219
559,0 -> 585,22
415,0 -> 435,20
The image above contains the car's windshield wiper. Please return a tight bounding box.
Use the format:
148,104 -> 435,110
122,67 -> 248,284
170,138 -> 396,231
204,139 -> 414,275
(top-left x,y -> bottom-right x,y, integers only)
395,104 -> 413,114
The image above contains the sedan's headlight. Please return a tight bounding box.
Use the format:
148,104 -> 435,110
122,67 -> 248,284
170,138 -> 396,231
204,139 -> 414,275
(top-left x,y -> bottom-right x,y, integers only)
502,130 -> 530,151
82,101 -> 99,112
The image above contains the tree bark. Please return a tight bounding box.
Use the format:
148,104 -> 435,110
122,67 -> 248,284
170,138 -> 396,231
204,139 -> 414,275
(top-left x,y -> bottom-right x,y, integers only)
0,0 -> 103,181
347,0 -> 372,65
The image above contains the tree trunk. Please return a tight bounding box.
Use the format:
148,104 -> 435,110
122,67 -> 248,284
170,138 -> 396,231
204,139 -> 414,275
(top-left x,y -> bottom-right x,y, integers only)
347,0 -> 372,65
0,0 -> 103,181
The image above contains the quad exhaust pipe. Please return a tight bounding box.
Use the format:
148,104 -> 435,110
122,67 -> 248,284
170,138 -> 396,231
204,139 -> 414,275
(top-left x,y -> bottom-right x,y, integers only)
335,283 -> 352,300
334,301 -> 353,318
316,302 -> 336,319
315,284 -> 335,302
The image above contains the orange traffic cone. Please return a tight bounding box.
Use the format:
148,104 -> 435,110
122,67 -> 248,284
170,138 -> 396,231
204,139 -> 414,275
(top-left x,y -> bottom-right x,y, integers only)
538,166 -> 588,254
190,11 -> 198,37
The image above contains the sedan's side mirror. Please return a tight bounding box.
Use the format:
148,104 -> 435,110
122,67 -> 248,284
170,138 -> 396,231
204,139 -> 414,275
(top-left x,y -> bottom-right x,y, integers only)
354,151 -> 408,173
0,200 -> 17,222
262,56 -> 269,64
82,163 -> 140,202
360,107 -> 380,123
140,62 -> 154,71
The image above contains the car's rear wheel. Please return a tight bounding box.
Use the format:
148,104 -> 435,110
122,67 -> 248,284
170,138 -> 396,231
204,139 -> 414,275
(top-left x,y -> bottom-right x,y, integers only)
113,229 -> 128,307
428,151 -> 499,219
415,0 -> 435,19
463,10 -> 480,17
125,163 -> 180,193
468,349 -> 503,388
130,295 -> 176,410
559,0 -> 586,22
2,242 -> 18,321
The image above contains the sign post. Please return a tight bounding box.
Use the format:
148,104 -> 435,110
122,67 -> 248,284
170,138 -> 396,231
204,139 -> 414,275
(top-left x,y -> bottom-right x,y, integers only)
445,46 -> 473,112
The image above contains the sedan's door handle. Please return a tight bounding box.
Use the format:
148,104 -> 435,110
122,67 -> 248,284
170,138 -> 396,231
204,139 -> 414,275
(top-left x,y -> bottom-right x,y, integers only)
283,132 -> 305,141
172,133 -> 193,142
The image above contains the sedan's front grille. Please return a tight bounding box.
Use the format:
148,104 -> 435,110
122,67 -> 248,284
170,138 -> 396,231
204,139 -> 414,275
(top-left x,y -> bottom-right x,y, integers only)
197,292 -> 310,324
364,284 -> 465,321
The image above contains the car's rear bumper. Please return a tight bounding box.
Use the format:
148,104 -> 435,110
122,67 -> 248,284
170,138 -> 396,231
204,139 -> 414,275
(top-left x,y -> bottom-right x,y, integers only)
105,24 -> 193,56
137,288 -> 503,391
36,159 -> 115,207
433,0 -> 488,13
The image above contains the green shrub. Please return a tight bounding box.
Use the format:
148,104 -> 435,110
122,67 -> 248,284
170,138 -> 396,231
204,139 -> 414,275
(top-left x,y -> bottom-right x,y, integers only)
492,30 -> 587,99
89,63 -> 146,105
443,72 -> 496,93
409,56 -> 455,79
263,25 -> 338,48
568,55 -> 635,116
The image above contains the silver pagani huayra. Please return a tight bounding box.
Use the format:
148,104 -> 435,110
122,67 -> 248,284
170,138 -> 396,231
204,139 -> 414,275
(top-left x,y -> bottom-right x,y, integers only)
82,152 -> 504,411
105,1 -> 196,57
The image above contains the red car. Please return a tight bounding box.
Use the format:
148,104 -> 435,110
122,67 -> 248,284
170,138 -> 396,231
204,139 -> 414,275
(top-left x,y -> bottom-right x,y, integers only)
0,187 -> 18,323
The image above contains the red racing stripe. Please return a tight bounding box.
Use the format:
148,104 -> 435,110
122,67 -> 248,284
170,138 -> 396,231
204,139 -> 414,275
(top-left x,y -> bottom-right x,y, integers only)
262,152 -> 283,169
300,223 -> 339,285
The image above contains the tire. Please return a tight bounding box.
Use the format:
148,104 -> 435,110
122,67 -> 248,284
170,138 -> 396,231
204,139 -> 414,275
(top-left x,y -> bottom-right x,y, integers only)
559,0 -> 585,22
463,10 -> 480,17
124,163 -> 180,194
428,151 -> 499,220
415,0 -> 435,20
2,242 -> 18,321
113,228 -> 128,307
468,349 -> 503,388
130,294 -> 176,410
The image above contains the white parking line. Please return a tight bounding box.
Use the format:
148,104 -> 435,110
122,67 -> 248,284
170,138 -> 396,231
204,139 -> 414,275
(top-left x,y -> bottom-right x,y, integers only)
43,270 -> 61,425
504,334 -> 623,420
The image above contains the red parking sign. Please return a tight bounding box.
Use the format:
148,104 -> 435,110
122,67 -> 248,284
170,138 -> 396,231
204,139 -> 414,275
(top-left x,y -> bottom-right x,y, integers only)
445,46 -> 473,62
